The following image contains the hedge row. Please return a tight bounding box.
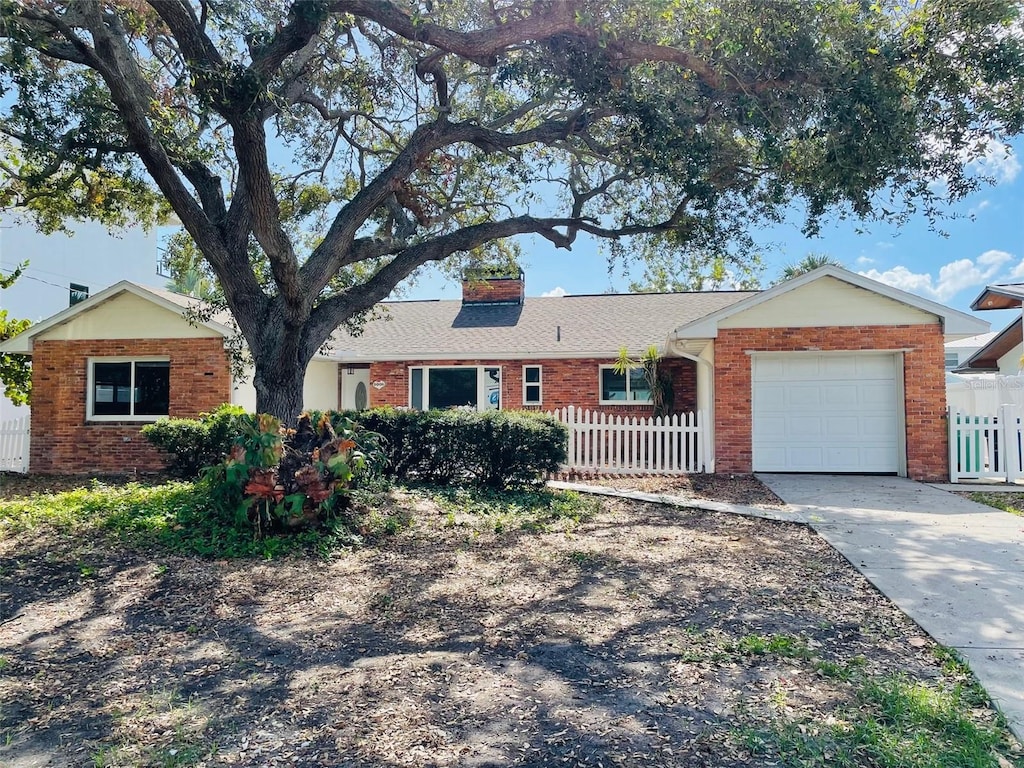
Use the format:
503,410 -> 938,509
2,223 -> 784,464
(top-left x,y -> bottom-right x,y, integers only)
143,406 -> 567,489
319,407 -> 567,489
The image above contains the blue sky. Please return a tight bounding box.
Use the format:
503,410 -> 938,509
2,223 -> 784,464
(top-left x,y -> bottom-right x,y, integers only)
403,136 -> 1024,331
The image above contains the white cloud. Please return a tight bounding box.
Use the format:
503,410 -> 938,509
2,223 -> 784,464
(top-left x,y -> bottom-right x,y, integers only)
1009,259 -> 1024,279
859,249 -> 1013,302
969,199 -> 991,216
856,255 -> 875,266
968,138 -> 1020,184
541,286 -> 568,297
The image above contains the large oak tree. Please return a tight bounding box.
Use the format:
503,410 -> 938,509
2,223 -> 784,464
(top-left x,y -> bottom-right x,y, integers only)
1,0 -> 1022,421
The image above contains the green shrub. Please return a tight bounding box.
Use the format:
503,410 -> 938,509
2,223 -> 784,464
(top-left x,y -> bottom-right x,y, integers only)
333,407 -> 567,489
205,411 -> 385,537
142,404 -> 246,478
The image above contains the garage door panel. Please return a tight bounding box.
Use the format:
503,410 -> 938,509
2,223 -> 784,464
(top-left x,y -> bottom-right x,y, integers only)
789,416 -> 824,438
784,385 -> 823,407
821,356 -> 860,378
821,384 -> 860,407
856,356 -> 895,377
752,354 -> 899,473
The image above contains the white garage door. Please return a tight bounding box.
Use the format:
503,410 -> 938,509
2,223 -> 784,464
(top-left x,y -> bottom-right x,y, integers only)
752,353 -> 900,473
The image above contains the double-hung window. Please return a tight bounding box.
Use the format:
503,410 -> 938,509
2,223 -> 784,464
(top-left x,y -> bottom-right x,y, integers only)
523,365 -> 542,405
88,358 -> 170,420
599,366 -> 652,404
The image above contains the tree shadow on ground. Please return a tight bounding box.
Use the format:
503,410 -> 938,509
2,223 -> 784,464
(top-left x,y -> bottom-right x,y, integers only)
0,498 -> 966,767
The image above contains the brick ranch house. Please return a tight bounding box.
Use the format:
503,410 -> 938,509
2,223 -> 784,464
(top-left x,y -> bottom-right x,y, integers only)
0,266 -> 986,480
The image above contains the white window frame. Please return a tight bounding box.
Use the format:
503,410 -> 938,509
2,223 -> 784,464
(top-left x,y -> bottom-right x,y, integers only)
408,365 -> 502,412
522,365 -> 543,406
944,352 -> 960,370
86,357 -> 171,422
598,364 -> 653,405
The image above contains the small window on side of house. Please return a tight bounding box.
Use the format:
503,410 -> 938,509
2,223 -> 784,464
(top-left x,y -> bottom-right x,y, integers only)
88,359 -> 170,420
599,366 -> 652,404
944,352 -> 959,370
523,365 -> 542,405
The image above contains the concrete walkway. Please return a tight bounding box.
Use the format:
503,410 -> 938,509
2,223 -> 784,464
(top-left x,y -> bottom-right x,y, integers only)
758,474 -> 1024,740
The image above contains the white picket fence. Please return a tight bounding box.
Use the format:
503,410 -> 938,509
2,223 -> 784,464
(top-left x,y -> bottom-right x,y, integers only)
948,406 -> 1023,483
0,416 -> 30,473
548,406 -> 709,474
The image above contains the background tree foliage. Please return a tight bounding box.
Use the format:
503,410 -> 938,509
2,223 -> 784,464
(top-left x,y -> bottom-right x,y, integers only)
0,264 -> 31,406
1,0 -> 1022,421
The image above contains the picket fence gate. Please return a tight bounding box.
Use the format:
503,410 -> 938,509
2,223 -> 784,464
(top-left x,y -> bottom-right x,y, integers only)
0,416 -> 30,473
547,406 -> 709,474
948,406 -> 1024,483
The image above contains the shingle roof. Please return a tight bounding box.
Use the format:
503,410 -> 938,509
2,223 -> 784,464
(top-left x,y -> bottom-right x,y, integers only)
330,291 -> 756,361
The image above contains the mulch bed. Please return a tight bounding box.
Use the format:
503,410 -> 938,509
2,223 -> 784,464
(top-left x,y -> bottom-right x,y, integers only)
0,474 -> 996,767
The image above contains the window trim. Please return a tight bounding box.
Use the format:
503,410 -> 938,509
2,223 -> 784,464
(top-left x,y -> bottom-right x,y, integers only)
86,357 -> 171,422
944,352 -> 960,370
598,364 -> 653,405
522,364 -> 543,406
408,365 -> 502,412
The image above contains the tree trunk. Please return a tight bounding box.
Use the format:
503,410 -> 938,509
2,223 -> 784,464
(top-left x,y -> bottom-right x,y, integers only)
253,359 -> 307,424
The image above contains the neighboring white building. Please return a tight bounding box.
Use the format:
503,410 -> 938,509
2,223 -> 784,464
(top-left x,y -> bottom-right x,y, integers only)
944,331 -> 998,370
0,215 -> 161,420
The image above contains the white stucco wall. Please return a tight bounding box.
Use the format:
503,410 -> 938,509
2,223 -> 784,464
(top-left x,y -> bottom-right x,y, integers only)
719,276 -> 936,329
231,361 -> 339,413
35,293 -> 221,341
997,343 -> 1023,375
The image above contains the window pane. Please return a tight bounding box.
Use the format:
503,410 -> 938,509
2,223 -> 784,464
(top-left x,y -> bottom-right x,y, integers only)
411,368 -> 423,410
629,369 -> 652,402
428,368 -> 477,409
93,363 -> 132,415
134,362 -> 170,415
525,366 -> 540,383
483,367 -> 500,411
525,384 -> 541,404
601,369 -> 627,401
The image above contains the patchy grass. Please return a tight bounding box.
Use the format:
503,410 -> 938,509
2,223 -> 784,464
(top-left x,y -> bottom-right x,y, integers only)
968,491 -> 1024,517
739,654 -> 1016,768
428,483 -> 600,534
0,479 -> 596,560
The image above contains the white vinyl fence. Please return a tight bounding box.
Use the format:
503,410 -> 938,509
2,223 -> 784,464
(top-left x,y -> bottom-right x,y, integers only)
0,416 -> 30,473
948,406 -> 1023,483
548,406 -> 709,474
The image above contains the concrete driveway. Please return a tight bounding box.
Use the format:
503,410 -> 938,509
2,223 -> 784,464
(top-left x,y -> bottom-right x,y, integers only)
758,474 -> 1024,741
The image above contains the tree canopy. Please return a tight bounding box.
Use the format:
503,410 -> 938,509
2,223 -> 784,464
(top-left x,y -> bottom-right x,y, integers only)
1,0 -> 1022,420
0,263 -> 31,406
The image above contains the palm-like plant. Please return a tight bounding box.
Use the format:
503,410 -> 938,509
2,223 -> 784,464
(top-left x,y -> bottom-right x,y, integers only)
777,253 -> 845,283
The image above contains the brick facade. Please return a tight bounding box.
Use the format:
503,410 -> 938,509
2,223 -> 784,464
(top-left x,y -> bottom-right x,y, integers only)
30,338 -> 231,474
368,357 -> 698,416
713,325 -> 947,482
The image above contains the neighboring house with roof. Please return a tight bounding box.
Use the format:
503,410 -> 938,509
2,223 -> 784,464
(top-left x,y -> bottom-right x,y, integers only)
0,216 -> 161,422
0,265 -> 986,480
945,331 -> 998,371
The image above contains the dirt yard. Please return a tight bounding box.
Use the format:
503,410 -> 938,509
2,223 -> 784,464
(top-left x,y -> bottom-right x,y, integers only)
0,478 -> 1016,767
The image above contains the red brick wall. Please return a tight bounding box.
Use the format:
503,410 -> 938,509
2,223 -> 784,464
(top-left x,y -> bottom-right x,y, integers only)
461,277 -> 525,304
713,325 -> 947,481
30,338 -> 231,474
368,357 -> 698,416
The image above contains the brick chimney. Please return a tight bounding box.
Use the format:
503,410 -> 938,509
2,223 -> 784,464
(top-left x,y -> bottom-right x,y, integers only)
461,268 -> 525,305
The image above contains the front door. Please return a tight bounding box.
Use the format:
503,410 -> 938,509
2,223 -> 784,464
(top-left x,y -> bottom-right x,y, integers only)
341,367 -> 371,411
